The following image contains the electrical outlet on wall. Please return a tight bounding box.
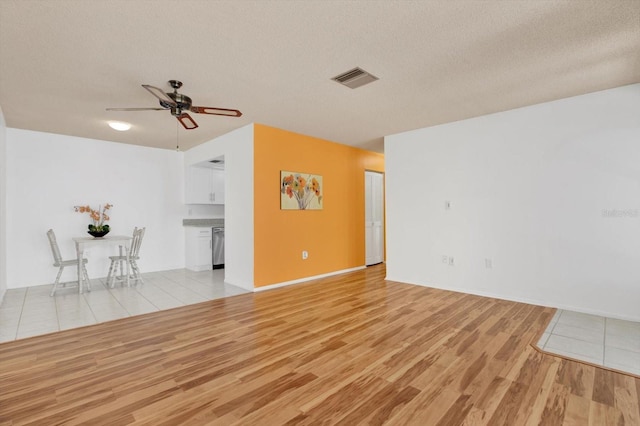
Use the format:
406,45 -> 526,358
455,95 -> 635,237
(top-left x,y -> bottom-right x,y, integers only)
448,256 -> 454,266
442,255 -> 448,264
302,250 -> 309,260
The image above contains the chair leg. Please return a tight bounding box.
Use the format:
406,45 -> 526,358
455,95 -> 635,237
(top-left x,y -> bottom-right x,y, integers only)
113,259 -> 122,288
131,260 -> 143,284
82,262 -> 92,292
50,265 -> 65,296
112,260 -> 118,285
118,259 -> 126,281
111,260 -> 119,288
106,259 -> 116,288
114,260 -> 121,286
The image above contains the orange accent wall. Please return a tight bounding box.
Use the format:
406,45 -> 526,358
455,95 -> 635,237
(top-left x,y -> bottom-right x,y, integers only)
253,124 -> 384,287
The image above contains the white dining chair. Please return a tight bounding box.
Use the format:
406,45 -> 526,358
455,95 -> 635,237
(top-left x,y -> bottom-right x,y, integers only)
106,227 -> 145,287
47,229 -> 91,296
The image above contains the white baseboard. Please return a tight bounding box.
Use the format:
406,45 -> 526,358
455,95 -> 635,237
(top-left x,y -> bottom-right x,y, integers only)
385,275 -> 640,323
254,266 -> 366,292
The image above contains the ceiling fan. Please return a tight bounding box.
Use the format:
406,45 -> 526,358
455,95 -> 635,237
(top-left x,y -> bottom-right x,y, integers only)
106,80 -> 242,130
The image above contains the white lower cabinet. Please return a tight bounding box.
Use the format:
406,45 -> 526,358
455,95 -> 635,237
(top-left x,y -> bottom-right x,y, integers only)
185,227 -> 212,271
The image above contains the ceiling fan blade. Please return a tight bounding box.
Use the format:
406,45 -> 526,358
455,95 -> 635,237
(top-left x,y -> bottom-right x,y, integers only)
177,112 -> 199,130
191,106 -> 242,117
106,107 -> 166,111
142,84 -> 177,106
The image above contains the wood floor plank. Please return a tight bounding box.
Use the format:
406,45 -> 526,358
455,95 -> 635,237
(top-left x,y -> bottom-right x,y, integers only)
589,400 -> 625,425
538,382 -> 570,425
0,264 -> 639,425
522,357 -> 561,426
615,374 -> 640,425
593,367 -> 616,407
556,358 -> 596,399
563,393 -> 591,425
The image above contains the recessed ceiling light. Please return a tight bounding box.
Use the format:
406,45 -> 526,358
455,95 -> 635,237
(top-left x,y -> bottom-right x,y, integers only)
108,121 -> 131,131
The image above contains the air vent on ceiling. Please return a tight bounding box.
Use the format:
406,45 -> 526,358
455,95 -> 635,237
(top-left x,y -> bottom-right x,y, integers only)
332,67 -> 379,89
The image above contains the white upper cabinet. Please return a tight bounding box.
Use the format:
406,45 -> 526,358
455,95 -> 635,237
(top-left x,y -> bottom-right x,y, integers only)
185,166 -> 225,205
185,166 -> 212,204
211,169 -> 225,204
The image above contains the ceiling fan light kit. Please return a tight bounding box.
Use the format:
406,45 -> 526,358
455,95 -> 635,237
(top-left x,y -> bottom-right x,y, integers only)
107,80 -> 242,130
108,121 -> 131,131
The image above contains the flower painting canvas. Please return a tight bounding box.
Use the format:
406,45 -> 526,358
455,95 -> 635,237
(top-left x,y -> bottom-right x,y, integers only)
281,171 -> 323,210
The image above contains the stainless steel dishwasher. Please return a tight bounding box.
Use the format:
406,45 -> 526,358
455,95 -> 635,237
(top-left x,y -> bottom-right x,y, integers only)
212,227 -> 224,269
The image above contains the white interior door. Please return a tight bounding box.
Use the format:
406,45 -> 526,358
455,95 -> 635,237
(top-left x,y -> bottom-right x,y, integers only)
365,171 -> 384,266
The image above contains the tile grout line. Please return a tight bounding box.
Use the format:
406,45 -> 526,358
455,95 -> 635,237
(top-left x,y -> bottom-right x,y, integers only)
153,280 -> 202,305
106,284 -> 144,317
82,279 -> 112,326
543,309 -> 562,350
541,346 -> 603,366
160,274 -> 211,303
549,310 -> 562,334
542,310 -> 608,366
181,279 -> 224,301
101,276 -> 133,317
134,276 -> 188,308
133,280 -> 169,312
14,289 -> 28,340
54,291 -> 62,334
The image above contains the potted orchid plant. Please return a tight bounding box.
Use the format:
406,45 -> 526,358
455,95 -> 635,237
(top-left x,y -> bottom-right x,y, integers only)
74,203 -> 113,237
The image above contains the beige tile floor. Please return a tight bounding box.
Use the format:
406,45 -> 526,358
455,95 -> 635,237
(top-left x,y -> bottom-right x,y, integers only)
536,309 -> 640,377
0,268 -> 248,343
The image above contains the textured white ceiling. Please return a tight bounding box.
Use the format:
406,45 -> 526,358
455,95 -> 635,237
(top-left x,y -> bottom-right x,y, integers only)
0,0 -> 638,152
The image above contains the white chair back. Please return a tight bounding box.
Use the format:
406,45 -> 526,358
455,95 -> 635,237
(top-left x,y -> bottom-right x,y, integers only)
131,227 -> 145,258
46,229 -> 62,267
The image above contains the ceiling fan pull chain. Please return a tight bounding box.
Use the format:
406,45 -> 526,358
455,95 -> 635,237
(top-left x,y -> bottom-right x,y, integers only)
177,121 -> 180,151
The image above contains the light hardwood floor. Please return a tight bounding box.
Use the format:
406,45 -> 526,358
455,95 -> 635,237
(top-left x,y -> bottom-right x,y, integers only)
1,264 -> 639,425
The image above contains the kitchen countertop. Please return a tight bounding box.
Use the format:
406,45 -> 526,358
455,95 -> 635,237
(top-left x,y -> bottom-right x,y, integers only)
183,219 -> 224,227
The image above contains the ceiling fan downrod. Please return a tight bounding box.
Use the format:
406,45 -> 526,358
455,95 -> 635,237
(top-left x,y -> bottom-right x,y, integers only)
168,80 -> 183,90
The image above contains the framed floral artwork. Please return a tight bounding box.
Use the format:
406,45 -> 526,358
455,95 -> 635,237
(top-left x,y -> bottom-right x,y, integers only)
280,171 -> 323,210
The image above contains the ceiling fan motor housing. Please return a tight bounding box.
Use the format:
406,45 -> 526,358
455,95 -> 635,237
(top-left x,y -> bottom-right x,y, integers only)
162,92 -> 193,116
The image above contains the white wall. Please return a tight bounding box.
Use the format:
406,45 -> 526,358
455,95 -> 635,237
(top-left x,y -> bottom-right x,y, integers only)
6,129 -> 185,288
385,84 -> 640,321
0,107 -> 7,302
184,204 -> 224,219
184,124 -> 254,291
